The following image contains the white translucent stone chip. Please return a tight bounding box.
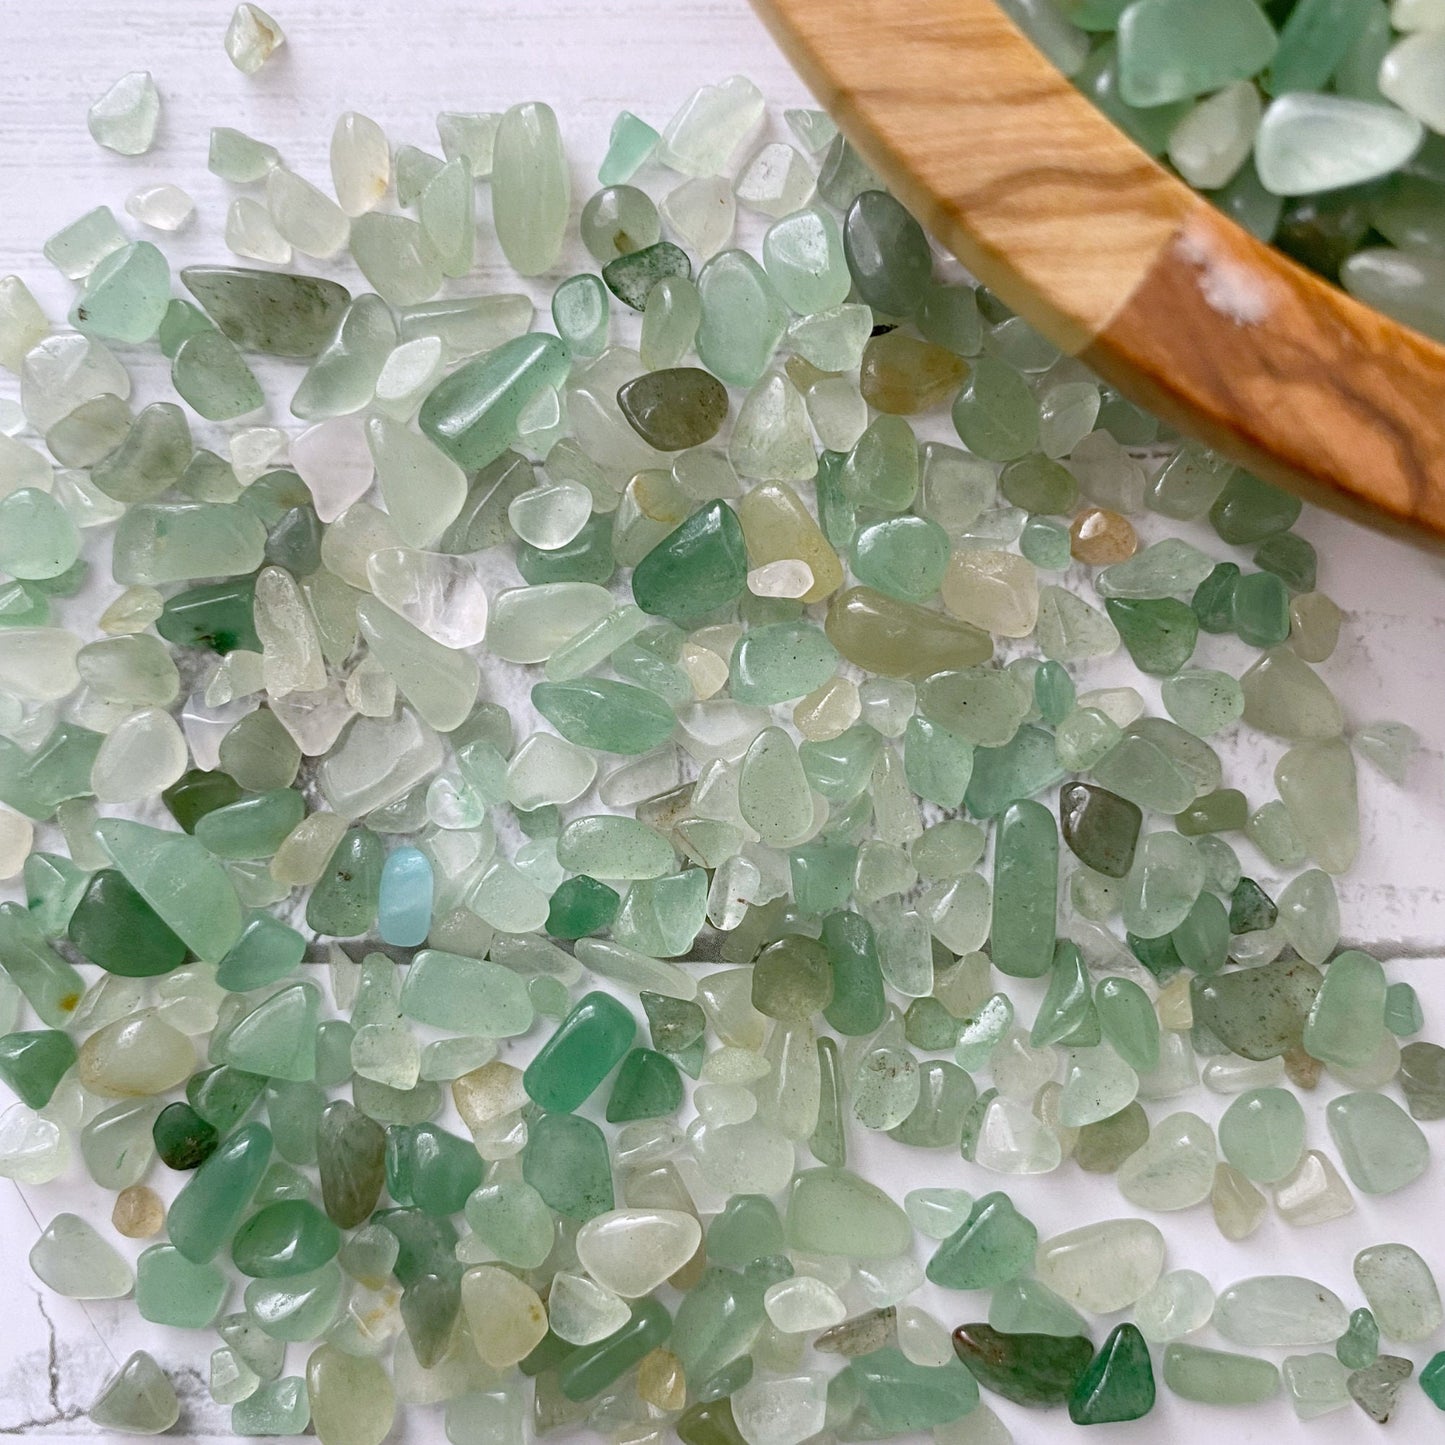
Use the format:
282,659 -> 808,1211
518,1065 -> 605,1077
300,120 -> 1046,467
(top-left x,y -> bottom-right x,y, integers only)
0,277 -> 47,373
366,548 -> 490,650
291,416 -> 374,522
0,807 -> 32,880
660,76 -> 765,176
734,142 -> 816,218
1255,93 -> 1425,196
732,1373 -> 828,1445
660,176 -> 736,260
546,1272 -> 630,1346
373,337 -> 445,419
225,3 -> 286,73
331,112 -> 391,217
230,427 -> 289,487
1168,82 -> 1261,190
226,197 -> 292,266
87,72 -> 160,156
125,184 -> 196,232
507,479 -> 592,550
90,707 -> 188,803
1382,30 -> 1445,134
266,167 -> 350,260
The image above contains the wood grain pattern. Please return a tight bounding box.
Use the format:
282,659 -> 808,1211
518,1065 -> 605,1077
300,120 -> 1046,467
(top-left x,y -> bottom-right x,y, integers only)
749,0 -> 1192,352
751,0 -> 1445,544
1092,206 -> 1445,540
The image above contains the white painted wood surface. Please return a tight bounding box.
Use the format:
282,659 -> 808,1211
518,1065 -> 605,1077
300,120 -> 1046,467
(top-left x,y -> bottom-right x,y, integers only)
0,1 -> 1440,1442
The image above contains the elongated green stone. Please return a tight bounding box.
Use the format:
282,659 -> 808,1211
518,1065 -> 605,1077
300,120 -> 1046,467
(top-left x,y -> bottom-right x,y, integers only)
1233,571 -> 1292,648
316,1102 -> 385,1228
1163,1343 -> 1279,1404
157,580 -> 260,656
903,715 -> 974,809
559,1297 -> 671,1401
532,678 -> 675,754
1399,1041 -> 1445,1119
1191,561 -> 1239,633
632,500 -> 747,625
419,333 -> 570,471
356,597 -> 479,732
525,992 -> 636,1112
1276,737 -> 1358,875
1381,982 -> 1416,1040
1303,949 -> 1385,1066
669,1265 -> 767,1385
96,818 -> 243,965
762,205 -> 850,313
181,266 -> 351,358
843,191 -> 931,317
168,1122 -> 272,1263
305,828 -> 383,937
820,910 -> 887,1036
952,1324 -> 1094,1406
843,415 -> 919,511
67,868 -> 187,976
952,357 -> 1039,461
1354,1244 -> 1442,1344
1031,942 -> 1092,1047
195,789 -> 306,861
1091,980 -> 1158,1074
522,1110 -> 614,1219
491,102 -> 568,274
399,950 -> 533,1036
1069,1323 -> 1155,1424
695,250 -> 789,387
991,800 -> 1057,978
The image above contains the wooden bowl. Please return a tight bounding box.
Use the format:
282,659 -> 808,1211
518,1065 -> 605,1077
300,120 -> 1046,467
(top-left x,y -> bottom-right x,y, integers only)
750,0 -> 1445,545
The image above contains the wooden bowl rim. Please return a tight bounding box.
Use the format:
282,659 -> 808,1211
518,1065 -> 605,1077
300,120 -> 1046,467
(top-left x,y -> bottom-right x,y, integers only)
750,0 -> 1445,546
